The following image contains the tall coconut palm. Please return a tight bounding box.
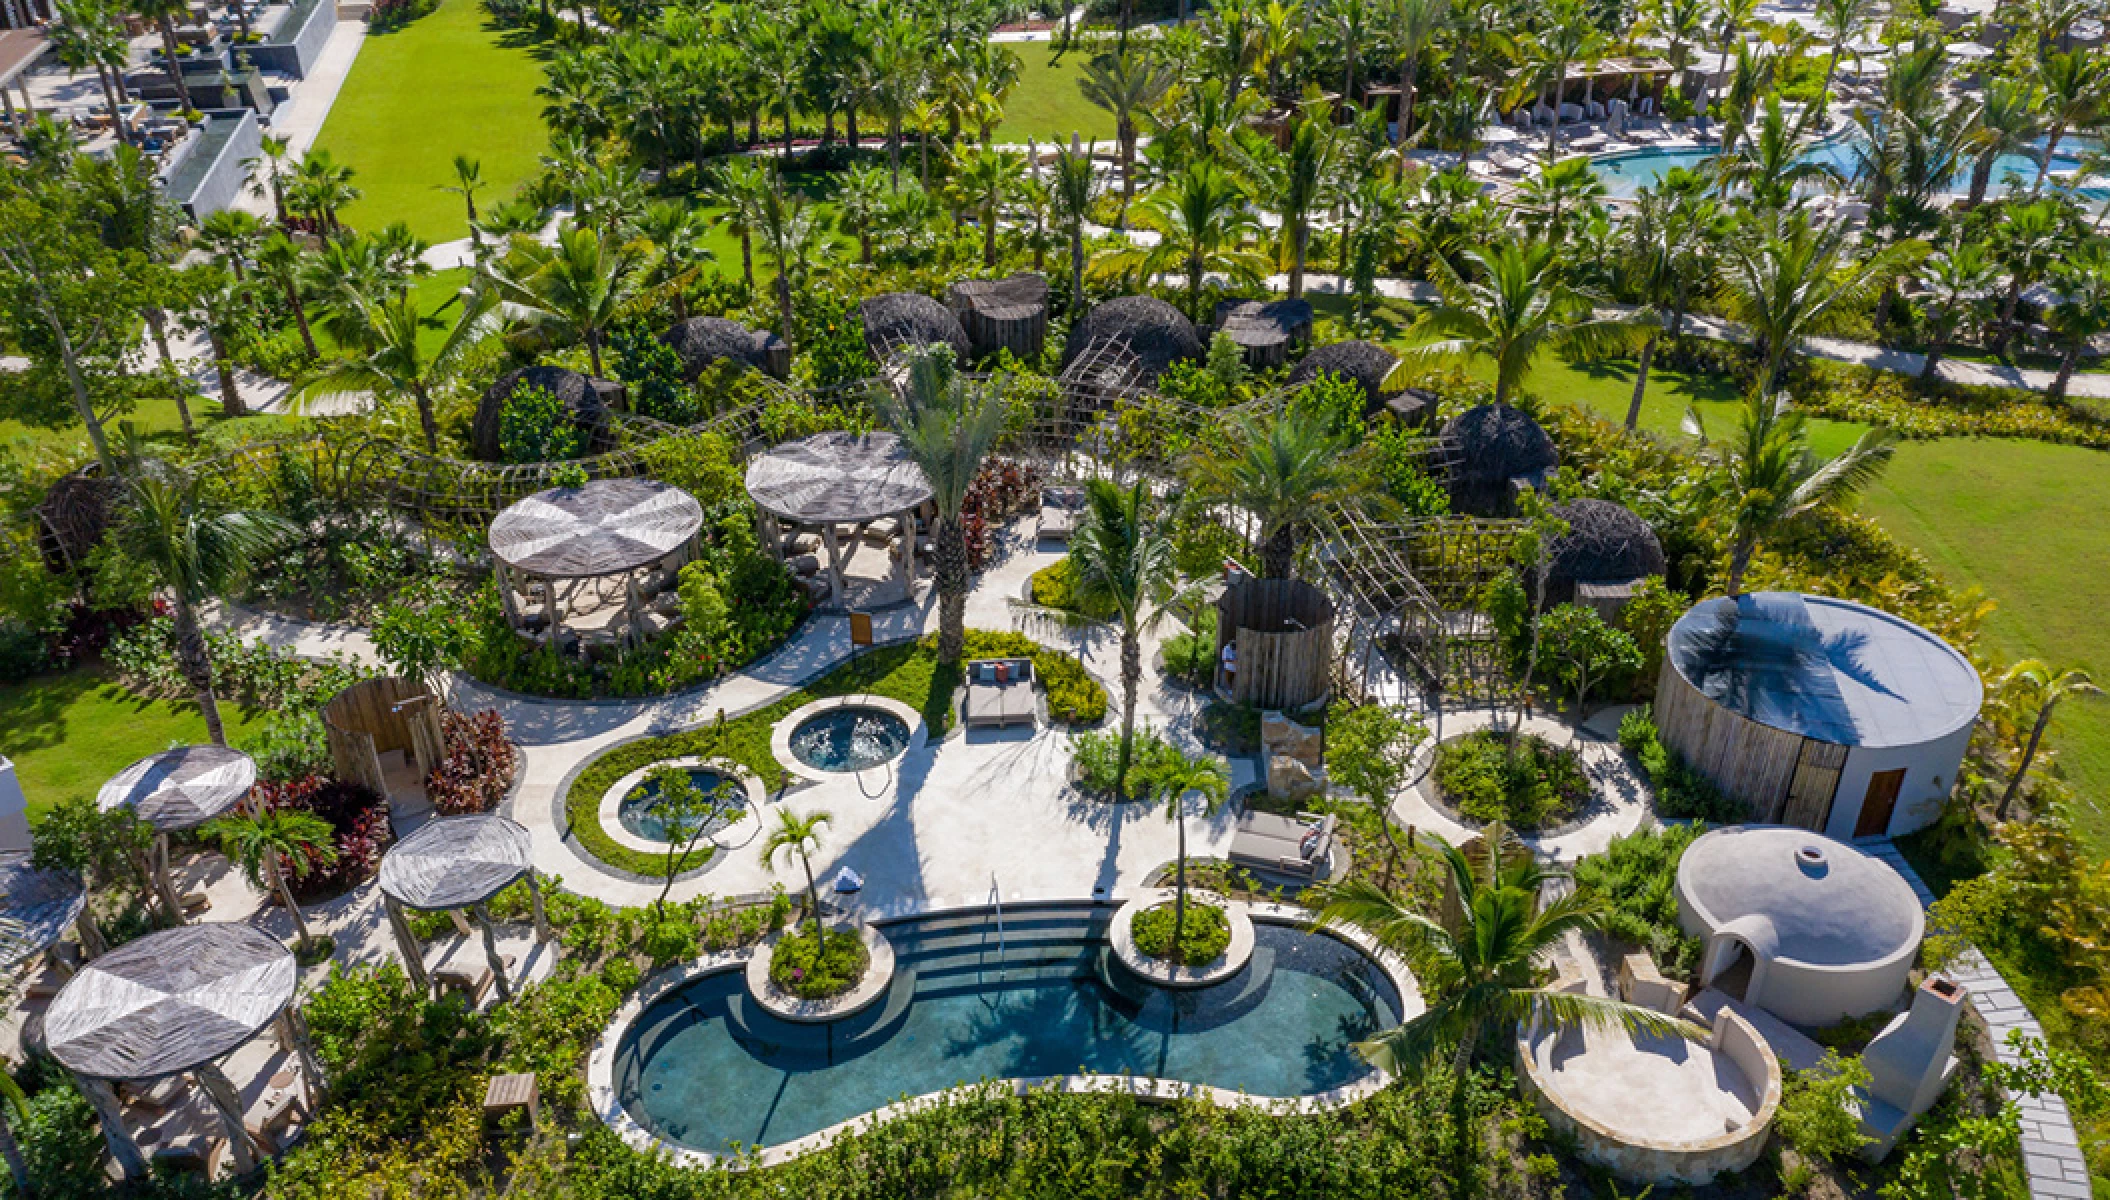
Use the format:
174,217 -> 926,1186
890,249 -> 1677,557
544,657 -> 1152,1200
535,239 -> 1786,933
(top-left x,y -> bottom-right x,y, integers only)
1965,78 -> 2045,209
1515,0 -> 1603,162
1994,661 -> 2099,819
1915,234 -> 1996,381
131,0 -> 196,114
1685,390 -> 1898,595
482,222 -> 651,377
1068,479 -> 1183,796
871,347 -> 1010,666
1237,112 -> 1336,298
1720,95 -> 1839,210
1620,170 -> 1725,429
756,184 -> 824,352
1637,0 -> 1709,104
949,144 -> 1027,268
1079,50 -> 1175,226
1811,0 -> 1874,121
206,810 -> 336,953
256,232 -> 318,360
298,288 -> 501,451
2043,242 -> 2110,401
1095,160 -> 1270,320
1191,407 -> 1384,578
1049,137 -> 1103,309
1715,215 -> 1922,390
1390,238 -> 1645,406
2033,49 -> 2109,194
1381,0 -> 1449,164
113,471 -> 293,747
761,808 -> 834,948
1138,740 -> 1230,960
439,155 -> 485,258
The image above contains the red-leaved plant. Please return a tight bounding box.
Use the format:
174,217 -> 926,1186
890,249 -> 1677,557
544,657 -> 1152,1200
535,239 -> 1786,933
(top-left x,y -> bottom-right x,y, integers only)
425,708 -> 518,816
252,775 -> 391,903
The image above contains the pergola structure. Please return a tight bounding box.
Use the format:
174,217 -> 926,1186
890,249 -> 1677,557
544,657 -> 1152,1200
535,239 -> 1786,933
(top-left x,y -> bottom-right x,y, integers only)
0,851 -> 93,965
44,923 -> 309,1181
376,815 -> 549,1003
97,746 -> 257,924
744,431 -> 934,610
487,478 -> 705,652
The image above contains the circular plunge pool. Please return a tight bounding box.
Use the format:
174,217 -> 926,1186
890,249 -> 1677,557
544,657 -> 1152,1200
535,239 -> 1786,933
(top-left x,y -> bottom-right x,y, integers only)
610,907 -> 1408,1155
618,767 -> 744,843
788,706 -> 911,773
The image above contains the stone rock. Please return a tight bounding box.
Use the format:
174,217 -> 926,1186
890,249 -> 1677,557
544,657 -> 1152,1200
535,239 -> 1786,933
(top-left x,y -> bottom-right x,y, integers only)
1268,754 -> 1325,804
1262,711 -> 1324,770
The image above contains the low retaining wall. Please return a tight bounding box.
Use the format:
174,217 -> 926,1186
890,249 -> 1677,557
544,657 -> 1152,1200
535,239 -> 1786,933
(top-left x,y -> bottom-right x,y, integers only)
239,0 -> 337,77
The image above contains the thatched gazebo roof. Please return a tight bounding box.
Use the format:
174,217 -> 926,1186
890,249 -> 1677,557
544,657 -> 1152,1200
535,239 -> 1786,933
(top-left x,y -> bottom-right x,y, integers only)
1442,403 -> 1560,516
662,316 -> 789,381
859,292 -> 971,361
744,432 -> 933,526
470,365 -> 614,462
377,814 -> 536,912
0,852 -> 86,971
1061,295 -> 1203,385
487,478 -> 703,579
1544,498 -> 1667,607
1287,339 -> 1400,406
96,746 -> 256,833
45,923 -> 295,1080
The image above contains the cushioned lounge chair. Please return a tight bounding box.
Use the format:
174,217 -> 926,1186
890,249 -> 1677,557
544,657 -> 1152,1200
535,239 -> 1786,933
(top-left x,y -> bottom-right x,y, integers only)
963,657 -> 1036,728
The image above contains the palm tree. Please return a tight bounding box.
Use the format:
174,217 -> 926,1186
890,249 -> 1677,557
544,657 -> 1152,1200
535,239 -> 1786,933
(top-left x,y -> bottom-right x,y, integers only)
1391,238 -> 1645,406
950,144 -> 1026,268
207,810 -> 336,953
752,17 -> 807,163
244,133 -> 294,224
1138,740 -> 1230,960
1698,0 -> 1759,122
1095,160 -> 1270,321
709,157 -> 771,293
1965,79 -> 2045,209
2043,243 -> 2110,401
132,0 -> 196,114
113,471 -> 293,747
869,16 -> 929,187
2034,49 -> 2109,194
1049,137 -> 1103,309
298,288 -> 501,452
483,223 -> 650,377
1238,112 -> 1335,298
1513,156 -> 1605,243
1914,235 -> 1995,381
290,150 -> 360,235
1079,51 -> 1175,226
440,155 -> 485,258
634,201 -> 715,319
1685,390 -> 1898,595
871,348 -> 1009,666
1381,0 -> 1449,163
756,184 -> 824,352
1715,215 -> 1922,390
1990,199 -> 2068,357
1994,661 -> 2100,819
761,808 -> 834,948
1068,479 -> 1182,796
1812,0 -> 1873,121
836,163 -> 890,266
256,232 -> 319,360
1637,0 -> 1709,105
1191,408 -> 1383,578
1719,96 -> 1839,210
1516,0 -> 1603,162
1621,171 -> 1724,429
50,0 -> 132,149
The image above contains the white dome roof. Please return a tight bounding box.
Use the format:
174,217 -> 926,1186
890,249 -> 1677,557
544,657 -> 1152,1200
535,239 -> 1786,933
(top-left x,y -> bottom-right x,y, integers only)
1677,827 -> 1922,968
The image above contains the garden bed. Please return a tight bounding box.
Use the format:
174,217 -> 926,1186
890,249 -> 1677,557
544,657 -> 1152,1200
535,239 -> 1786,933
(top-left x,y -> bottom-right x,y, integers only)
767,924 -> 871,1000
1130,900 -> 1231,967
1428,730 -> 1590,831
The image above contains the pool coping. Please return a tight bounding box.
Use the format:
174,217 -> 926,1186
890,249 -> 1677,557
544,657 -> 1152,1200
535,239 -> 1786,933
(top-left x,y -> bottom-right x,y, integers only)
768,694 -> 927,786
597,757 -> 770,859
583,896 -> 1426,1171
743,921 -> 896,1023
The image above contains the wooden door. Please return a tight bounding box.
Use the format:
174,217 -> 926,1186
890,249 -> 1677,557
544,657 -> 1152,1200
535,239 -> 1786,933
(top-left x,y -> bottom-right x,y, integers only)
1781,740 -> 1849,832
1855,768 -> 1907,839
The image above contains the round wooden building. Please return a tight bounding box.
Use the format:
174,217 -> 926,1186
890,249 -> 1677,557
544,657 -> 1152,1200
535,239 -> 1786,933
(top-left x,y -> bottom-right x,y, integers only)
1214,578 -> 1334,711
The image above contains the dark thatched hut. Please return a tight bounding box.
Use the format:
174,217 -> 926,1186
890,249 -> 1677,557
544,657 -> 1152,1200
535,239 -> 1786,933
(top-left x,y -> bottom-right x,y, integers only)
1542,498 -> 1667,617
34,468 -> 120,573
1212,298 -> 1314,368
1285,339 -> 1439,427
470,365 -> 620,463
661,316 -> 789,381
948,274 -> 1049,359
859,292 -> 971,362
1060,295 -> 1203,386
1442,403 -> 1559,516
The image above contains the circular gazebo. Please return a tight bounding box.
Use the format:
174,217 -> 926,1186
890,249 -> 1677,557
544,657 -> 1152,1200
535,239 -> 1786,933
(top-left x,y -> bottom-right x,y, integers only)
0,851 -> 92,965
377,815 -> 549,1003
98,746 -> 257,924
45,923 -> 304,1180
487,478 -> 705,653
744,431 -> 934,610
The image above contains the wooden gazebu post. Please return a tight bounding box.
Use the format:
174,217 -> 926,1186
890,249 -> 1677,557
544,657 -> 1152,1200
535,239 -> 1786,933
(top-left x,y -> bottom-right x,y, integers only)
97,746 -> 257,925
743,431 -> 934,611
377,815 -> 548,1004
44,924 -> 299,1181
487,479 -> 704,652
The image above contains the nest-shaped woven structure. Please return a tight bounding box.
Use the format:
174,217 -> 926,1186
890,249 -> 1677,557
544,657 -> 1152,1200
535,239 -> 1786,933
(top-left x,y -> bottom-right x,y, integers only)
1061,295 -> 1203,386
1442,403 -> 1560,516
470,365 -> 614,463
661,316 -> 789,381
1543,498 -> 1667,607
859,292 -> 971,362
1212,297 -> 1313,367
33,468 -> 120,572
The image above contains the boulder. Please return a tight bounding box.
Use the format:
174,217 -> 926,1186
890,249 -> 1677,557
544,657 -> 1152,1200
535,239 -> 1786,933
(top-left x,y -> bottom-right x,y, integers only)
1268,754 -> 1325,804
1262,710 -> 1324,770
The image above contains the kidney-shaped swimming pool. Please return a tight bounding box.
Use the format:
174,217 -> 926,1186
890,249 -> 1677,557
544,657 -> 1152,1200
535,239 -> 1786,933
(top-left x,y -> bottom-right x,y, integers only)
610,904 -> 1407,1156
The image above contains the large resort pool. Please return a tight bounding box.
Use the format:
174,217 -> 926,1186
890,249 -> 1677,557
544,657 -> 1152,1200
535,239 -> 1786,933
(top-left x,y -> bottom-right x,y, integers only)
1591,137 -> 2100,200
611,906 -> 1405,1156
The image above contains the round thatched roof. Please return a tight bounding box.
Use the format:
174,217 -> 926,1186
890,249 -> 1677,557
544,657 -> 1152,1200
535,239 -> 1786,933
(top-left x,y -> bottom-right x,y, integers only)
1287,339 -> 1400,407
97,745 -> 256,833
1544,499 -> 1666,605
859,292 -> 971,361
34,468 -> 119,572
378,814 -> 536,911
1442,404 -> 1559,515
661,316 -> 788,381
745,431 -> 933,525
0,853 -> 86,971
46,923 -> 295,1080
470,365 -> 611,463
1061,295 -> 1203,385
488,478 -> 703,579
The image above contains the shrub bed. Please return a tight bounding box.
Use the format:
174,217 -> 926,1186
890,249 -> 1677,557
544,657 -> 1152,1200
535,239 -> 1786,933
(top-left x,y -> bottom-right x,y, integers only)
769,925 -> 871,1000
1431,730 -> 1590,829
1570,823 -> 1706,979
254,775 -> 390,903
426,708 -> 518,815
1029,557 -> 1117,621
1131,900 -> 1230,967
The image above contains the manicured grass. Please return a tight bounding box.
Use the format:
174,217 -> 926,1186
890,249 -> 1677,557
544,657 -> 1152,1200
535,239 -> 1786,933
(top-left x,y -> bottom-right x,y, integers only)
995,48 -> 1114,144
1858,438 -> 2110,851
313,0 -> 550,243
0,668 -> 268,821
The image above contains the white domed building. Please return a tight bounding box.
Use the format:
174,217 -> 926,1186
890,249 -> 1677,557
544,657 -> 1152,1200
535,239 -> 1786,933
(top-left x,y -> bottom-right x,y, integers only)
1676,826 -> 1924,1025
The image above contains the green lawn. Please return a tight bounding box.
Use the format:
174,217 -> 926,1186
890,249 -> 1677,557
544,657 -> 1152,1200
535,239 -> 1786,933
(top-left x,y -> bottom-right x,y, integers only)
995,49 -> 1114,144
1858,439 -> 2110,850
313,0 -> 550,243
0,669 -> 268,821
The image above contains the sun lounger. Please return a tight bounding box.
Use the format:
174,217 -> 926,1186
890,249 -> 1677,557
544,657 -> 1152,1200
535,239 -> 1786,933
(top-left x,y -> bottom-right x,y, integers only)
964,658 -> 1036,729
1227,810 -> 1338,881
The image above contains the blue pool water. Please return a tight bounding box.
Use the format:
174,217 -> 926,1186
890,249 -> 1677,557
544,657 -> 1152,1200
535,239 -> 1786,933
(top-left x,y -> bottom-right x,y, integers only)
1591,137 -> 2099,200
788,707 -> 911,772
615,907 -> 1403,1153
618,767 -> 741,843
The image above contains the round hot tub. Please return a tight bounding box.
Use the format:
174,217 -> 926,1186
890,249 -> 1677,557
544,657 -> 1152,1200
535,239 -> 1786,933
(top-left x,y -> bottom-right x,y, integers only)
790,707 -> 910,773
619,766 -> 745,843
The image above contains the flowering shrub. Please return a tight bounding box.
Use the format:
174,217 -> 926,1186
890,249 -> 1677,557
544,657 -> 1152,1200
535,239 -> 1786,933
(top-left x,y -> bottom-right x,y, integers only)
425,708 -> 517,815
255,775 -> 390,902
960,456 -> 1042,569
